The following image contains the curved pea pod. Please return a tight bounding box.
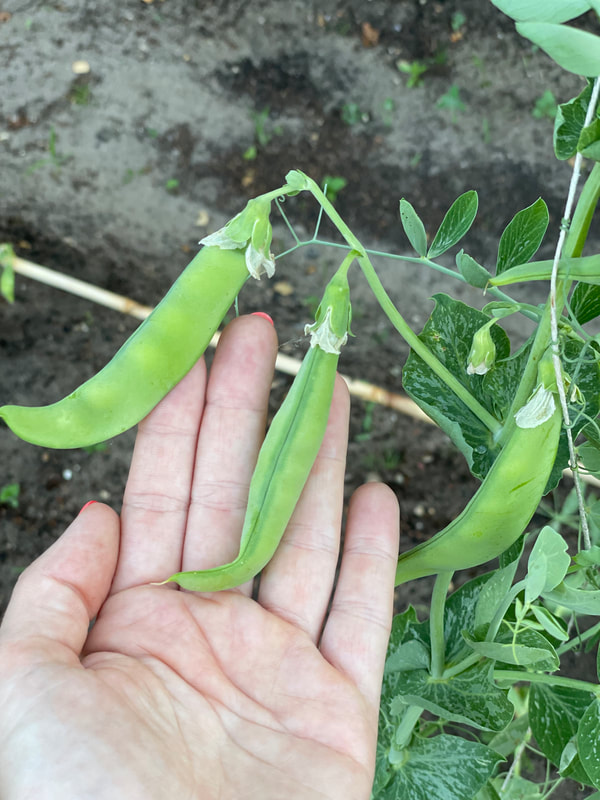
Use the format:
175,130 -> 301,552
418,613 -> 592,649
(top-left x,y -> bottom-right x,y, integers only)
395,385 -> 562,584
0,246 -> 252,448
489,254 -> 600,286
166,259 -> 353,592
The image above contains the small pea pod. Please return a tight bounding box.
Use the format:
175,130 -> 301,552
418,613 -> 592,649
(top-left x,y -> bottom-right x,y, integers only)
165,256 -> 354,592
489,254 -> 600,286
0,246 -> 256,449
395,380 -> 562,584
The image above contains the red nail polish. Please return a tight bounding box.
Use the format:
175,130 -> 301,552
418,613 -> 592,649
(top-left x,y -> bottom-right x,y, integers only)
79,500 -> 97,515
251,311 -> 274,325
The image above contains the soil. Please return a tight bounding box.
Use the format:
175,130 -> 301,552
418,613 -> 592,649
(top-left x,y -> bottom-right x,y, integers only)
1,1 -> 599,795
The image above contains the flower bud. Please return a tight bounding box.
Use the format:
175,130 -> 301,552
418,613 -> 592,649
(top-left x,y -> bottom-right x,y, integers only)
466,322 -> 496,375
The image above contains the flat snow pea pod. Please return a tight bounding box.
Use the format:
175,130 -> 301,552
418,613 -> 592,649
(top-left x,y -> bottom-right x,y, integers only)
165,258 -> 354,592
0,246 -> 255,449
395,383 -> 562,584
489,254 -> 600,286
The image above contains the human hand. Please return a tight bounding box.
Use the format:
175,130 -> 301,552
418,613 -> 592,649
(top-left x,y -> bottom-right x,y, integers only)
0,314 -> 400,800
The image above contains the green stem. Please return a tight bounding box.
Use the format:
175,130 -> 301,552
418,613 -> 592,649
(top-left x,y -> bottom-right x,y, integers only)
394,705 -> 424,750
299,174 -> 502,436
556,618 -> 600,656
563,161 -> 600,259
429,571 -> 453,679
494,669 -> 600,696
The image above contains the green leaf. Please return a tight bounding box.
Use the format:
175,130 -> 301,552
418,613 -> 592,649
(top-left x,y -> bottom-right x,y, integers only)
402,294 -> 511,479
390,661 -> 514,731
544,581 -> 600,614
456,250 -> 491,289
427,191 -> 478,259
496,198 -> 549,275
0,483 -> 20,509
579,699 -> 600,788
525,526 -> 570,604
529,683 -> 594,785
490,0 -> 592,22
444,573 -> 494,663
399,199 -> 428,257
487,713 -> 531,758
474,561 -> 520,632
385,640 -> 430,672
529,604 -> 569,641
579,118 -> 600,161
554,82 -> 594,160
464,624 -> 559,671
570,281 -> 600,325
516,22 -> 600,77
489,774 -> 544,799
375,735 -> 503,800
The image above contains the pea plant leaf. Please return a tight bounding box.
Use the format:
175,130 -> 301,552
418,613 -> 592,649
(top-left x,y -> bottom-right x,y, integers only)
389,660 -> 514,731
488,774 -> 545,799
456,250 -> 491,289
516,22 -> 600,77
464,624 -> 559,671
529,604 -> 569,641
474,560 -> 520,632
490,0 -> 592,22
402,294 -> 511,479
529,683 -> 594,786
543,581 -> 600,615
525,525 -> 571,604
399,199 -> 428,257
554,82 -> 594,160
372,734 -> 503,800
496,198 -> 549,275
427,190 -> 478,259
444,572 -> 497,663
579,700 -> 600,789
579,118 -> 600,162
570,281 -> 600,325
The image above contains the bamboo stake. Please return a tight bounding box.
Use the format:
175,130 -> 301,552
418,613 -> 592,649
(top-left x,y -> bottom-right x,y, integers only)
10,256 -> 599,488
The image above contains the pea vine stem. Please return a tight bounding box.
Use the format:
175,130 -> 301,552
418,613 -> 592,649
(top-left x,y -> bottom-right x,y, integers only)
549,79 -> 600,551
429,571 -> 453,679
294,172 -> 502,437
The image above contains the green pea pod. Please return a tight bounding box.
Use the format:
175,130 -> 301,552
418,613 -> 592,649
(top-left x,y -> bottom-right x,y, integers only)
489,254 -> 600,286
395,384 -> 562,584
166,258 -> 353,592
0,246 -> 251,448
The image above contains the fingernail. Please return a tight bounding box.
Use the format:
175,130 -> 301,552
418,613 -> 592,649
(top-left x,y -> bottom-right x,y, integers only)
78,500 -> 97,515
251,311 -> 274,325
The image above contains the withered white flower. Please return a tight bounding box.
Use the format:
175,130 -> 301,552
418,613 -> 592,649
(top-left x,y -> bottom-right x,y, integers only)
515,383 -> 556,429
304,307 -> 348,354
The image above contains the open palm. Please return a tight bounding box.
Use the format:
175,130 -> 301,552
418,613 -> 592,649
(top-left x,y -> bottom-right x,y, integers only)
0,314 -> 399,799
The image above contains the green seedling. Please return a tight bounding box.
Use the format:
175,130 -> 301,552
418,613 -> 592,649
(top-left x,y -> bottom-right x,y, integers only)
532,89 -> 558,120
322,175 -> 347,203
26,128 -> 70,174
0,243 -> 15,303
0,483 -> 20,509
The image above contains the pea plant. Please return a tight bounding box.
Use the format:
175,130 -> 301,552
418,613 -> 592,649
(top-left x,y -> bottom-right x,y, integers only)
2,2 -> 600,798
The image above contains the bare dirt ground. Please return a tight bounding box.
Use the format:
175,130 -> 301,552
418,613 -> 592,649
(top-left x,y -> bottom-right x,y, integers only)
0,5 -> 599,792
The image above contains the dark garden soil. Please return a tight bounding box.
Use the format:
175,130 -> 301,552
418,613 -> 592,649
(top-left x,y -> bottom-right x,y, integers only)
1,2 -> 599,795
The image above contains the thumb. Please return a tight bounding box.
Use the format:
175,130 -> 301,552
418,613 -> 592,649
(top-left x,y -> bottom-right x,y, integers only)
0,502 -> 120,660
